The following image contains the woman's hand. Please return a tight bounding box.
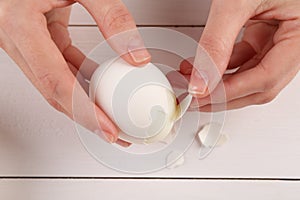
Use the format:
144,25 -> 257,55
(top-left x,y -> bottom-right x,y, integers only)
182,0 -> 300,111
0,0 -> 151,144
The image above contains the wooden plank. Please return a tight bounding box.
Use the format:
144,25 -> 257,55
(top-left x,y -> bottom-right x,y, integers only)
0,27 -> 300,178
0,179 -> 300,200
70,0 -> 211,26
68,27 -> 203,54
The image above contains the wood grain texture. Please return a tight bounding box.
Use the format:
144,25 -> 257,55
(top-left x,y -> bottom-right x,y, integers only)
70,0 -> 211,26
68,27 -> 203,53
0,27 -> 299,178
0,179 -> 300,200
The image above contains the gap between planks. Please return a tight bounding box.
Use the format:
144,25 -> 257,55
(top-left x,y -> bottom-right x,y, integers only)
1,177 -> 300,182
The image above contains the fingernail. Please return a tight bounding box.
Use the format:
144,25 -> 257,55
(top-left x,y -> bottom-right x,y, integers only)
94,130 -> 116,143
116,139 -> 131,148
128,38 -> 151,64
188,69 -> 209,95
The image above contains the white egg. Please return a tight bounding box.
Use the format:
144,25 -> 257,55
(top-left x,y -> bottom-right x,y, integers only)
89,58 -> 192,144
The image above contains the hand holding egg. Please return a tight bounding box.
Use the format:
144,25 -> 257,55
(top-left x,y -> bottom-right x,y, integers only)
89,58 -> 192,144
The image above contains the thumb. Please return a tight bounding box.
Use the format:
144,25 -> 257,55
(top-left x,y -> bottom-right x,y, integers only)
188,0 -> 259,97
78,0 -> 151,66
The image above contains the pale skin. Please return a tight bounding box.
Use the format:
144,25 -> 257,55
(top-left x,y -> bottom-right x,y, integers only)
0,0 -> 151,145
0,0 -> 299,144
184,0 -> 300,111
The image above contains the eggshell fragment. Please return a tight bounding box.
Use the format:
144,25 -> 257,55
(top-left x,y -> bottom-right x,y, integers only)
197,123 -> 228,147
174,94 -> 193,122
166,151 -> 185,169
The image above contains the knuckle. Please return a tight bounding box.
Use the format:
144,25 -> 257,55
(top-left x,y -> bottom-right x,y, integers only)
263,79 -> 277,92
38,68 -> 74,111
200,35 -> 231,68
252,55 -> 263,65
257,62 -> 277,91
102,5 -> 134,31
38,73 -> 61,100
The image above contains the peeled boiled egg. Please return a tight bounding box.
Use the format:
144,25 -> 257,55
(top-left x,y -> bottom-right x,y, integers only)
89,58 -> 192,144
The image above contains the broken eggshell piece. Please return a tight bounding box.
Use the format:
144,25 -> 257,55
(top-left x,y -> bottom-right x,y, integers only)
89,58 -> 192,144
197,123 -> 228,148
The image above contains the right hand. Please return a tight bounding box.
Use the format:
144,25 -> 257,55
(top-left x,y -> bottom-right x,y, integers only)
184,0 -> 300,111
0,0 -> 151,145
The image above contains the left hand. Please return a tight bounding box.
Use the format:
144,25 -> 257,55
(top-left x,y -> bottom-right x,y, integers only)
46,7 -> 133,147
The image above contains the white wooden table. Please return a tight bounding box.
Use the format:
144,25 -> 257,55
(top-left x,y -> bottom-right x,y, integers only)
1,1 -> 300,199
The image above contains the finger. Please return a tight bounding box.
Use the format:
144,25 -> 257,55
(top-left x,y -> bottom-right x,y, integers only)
6,13 -> 119,143
189,0 -> 260,97
190,65 -> 270,108
228,41 -> 256,69
235,54 -> 262,74
46,13 -> 98,80
0,27 -> 70,115
235,22 -> 277,73
196,40 -> 300,113
198,96 -> 250,112
78,0 -> 151,66
166,70 -> 189,90
181,22 -> 274,73
116,139 -> 131,148
195,36 -> 300,108
179,57 -> 194,75
63,45 -> 99,80
198,92 -> 277,112
67,62 -> 89,93
46,6 -> 72,26
190,57 -> 270,108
